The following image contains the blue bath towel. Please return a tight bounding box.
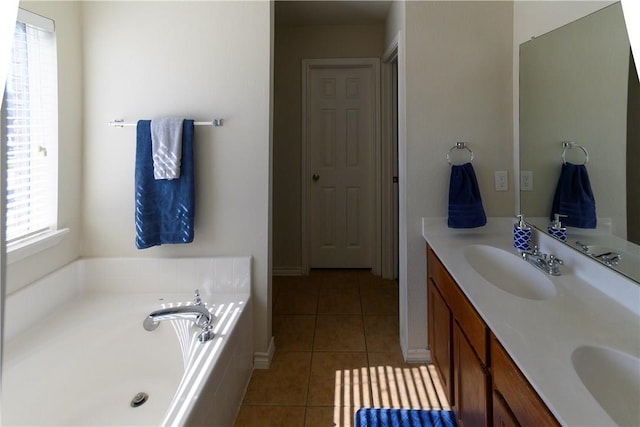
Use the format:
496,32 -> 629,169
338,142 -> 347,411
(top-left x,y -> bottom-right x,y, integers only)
135,120 -> 195,249
550,162 -> 596,229
448,162 -> 487,228
355,408 -> 457,427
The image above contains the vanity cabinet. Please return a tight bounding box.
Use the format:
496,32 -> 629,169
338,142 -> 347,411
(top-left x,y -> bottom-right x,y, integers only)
427,245 -> 489,426
427,244 -> 559,427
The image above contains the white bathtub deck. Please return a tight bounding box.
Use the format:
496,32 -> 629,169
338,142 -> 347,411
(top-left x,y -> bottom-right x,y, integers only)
3,257 -> 253,427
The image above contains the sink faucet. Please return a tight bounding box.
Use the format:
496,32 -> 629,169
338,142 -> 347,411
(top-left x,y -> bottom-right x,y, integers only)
143,290 -> 214,342
574,241 -> 621,266
521,246 -> 563,276
575,241 -> 589,252
593,251 -> 621,266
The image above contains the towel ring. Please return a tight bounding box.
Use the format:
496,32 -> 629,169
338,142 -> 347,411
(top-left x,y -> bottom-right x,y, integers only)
447,142 -> 474,165
561,141 -> 589,165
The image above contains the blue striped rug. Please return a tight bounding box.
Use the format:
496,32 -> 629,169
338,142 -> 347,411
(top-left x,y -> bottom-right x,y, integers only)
354,408 -> 457,427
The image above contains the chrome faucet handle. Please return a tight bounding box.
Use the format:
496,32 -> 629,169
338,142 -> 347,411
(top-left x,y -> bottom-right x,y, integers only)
575,241 -> 589,252
193,289 -> 202,306
548,255 -> 563,265
198,324 -> 215,343
547,255 -> 563,275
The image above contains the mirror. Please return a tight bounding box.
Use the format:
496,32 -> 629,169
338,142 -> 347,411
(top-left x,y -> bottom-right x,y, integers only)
520,2 -> 640,283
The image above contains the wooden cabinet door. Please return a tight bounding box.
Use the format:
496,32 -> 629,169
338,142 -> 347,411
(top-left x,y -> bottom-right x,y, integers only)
428,279 -> 453,404
491,335 -> 559,427
492,391 -> 520,427
454,322 -> 489,427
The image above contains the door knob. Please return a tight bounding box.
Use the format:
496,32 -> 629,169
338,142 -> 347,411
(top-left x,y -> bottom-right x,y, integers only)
312,173 -> 320,182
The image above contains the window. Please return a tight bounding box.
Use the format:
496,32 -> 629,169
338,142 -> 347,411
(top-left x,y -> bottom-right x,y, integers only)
2,8 -> 58,251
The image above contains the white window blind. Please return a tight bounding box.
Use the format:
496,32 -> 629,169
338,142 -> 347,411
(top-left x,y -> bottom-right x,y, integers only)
3,9 -> 58,245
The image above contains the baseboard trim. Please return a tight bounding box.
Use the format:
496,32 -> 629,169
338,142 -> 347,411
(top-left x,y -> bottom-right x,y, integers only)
272,266 -> 304,276
405,348 -> 431,364
253,336 -> 276,369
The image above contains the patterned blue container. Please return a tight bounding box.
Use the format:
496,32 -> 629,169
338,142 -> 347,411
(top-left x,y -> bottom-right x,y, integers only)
513,225 -> 531,251
548,226 -> 567,241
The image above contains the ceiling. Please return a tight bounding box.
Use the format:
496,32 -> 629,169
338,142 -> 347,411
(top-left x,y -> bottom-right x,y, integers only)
275,1 -> 392,26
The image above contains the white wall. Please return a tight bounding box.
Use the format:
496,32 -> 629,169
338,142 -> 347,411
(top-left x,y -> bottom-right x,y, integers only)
384,0 -> 404,49
6,1 -> 83,295
404,1 -> 514,357
81,1 -> 272,356
0,2 -> 19,101
383,0 -> 408,356
513,1 -> 614,45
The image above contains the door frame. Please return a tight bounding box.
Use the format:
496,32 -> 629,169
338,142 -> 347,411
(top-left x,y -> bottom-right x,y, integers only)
301,58 -> 381,274
381,42 -> 399,280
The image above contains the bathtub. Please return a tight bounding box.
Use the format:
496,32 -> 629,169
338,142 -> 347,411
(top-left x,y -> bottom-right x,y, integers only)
2,257 -> 253,426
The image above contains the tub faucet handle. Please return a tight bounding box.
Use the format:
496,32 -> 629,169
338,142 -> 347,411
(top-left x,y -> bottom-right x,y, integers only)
198,324 -> 215,343
193,289 -> 202,306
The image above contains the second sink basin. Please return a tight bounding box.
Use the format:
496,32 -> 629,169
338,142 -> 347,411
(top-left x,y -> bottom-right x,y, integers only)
572,345 -> 640,426
463,245 -> 556,300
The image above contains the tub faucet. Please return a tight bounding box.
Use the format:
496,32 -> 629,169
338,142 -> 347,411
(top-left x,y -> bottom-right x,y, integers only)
143,290 -> 214,342
521,246 -> 563,276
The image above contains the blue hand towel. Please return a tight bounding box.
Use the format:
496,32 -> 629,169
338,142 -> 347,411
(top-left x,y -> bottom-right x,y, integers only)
448,162 -> 487,228
355,408 -> 458,427
135,120 -> 195,249
550,162 -> 597,229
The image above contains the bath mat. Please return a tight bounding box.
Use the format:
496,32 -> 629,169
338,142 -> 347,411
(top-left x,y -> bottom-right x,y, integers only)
354,408 -> 457,427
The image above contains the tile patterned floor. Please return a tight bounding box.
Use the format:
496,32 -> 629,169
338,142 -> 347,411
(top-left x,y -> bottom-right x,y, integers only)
235,270 -> 450,427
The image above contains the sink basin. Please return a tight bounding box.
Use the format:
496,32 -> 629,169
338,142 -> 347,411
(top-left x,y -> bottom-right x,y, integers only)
572,345 -> 640,426
463,245 -> 556,300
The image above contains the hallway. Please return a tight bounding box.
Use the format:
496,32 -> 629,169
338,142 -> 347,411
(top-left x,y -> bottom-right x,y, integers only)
235,270 -> 449,426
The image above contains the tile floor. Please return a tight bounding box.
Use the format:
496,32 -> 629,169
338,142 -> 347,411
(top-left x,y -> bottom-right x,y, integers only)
235,270 -> 450,427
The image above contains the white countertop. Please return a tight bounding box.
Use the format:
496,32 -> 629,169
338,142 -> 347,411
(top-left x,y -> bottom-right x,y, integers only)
422,217 -> 640,427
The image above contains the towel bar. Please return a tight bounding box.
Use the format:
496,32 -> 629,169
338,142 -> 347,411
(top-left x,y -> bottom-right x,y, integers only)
561,141 -> 589,165
447,141 -> 474,165
108,119 -> 224,128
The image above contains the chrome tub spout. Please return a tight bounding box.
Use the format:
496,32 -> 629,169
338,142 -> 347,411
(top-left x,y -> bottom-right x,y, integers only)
143,290 -> 214,342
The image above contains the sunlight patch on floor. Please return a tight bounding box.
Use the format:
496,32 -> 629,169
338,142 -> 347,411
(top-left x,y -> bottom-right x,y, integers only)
332,363 -> 450,427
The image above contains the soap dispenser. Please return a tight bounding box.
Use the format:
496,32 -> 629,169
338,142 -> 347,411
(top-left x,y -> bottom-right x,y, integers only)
549,214 -> 567,241
513,214 -> 531,251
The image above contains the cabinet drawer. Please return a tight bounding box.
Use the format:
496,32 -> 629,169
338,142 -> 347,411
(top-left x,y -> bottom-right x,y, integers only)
427,246 -> 488,364
491,335 -> 559,426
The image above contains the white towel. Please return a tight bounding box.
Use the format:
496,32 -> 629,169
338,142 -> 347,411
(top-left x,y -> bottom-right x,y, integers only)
151,117 -> 184,180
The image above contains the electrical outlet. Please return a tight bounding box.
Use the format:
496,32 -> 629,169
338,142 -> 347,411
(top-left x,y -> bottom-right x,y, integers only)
494,170 -> 508,191
520,171 -> 533,191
